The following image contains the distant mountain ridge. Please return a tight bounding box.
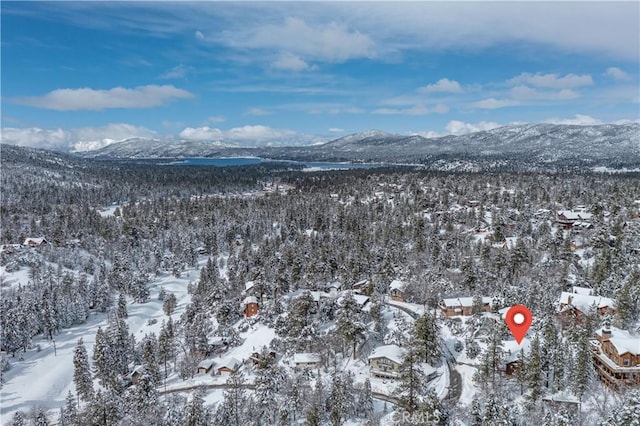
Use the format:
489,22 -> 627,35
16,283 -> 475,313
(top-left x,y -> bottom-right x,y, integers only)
77,123 -> 640,170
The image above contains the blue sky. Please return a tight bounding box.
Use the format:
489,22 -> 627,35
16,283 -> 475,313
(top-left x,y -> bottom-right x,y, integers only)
2,1 -> 639,150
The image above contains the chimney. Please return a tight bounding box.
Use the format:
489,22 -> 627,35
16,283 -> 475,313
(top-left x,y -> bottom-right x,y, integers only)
601,321 -> 612,341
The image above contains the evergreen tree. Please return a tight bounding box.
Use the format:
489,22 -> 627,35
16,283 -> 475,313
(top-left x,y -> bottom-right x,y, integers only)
570,327 -> 594,401
73,338 -> 94,402
11,411 -> 26,426
602,389 -> 640,426
328,372 -> 347,426
335,292 -> 365,358
216,370 -> 248,426
417,389 -> 448,426
527,333 -> 543,402
413,312 -> 441,364
469,397 -> 483,426
61,391 -> 77,426
117,293 -> 128,319
395,348 -> 425,417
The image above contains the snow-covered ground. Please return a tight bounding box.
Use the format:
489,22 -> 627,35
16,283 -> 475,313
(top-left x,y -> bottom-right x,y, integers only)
0,257 -> 205,422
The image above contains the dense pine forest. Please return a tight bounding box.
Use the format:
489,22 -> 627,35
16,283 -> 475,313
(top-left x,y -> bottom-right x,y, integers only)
1,145 -> 639,425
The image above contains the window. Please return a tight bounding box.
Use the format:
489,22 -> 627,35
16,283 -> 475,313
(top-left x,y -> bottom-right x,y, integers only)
623,359 -> 630,366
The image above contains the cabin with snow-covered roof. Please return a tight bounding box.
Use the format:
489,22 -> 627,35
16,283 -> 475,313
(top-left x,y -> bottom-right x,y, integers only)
368,344 -> 406,378
557,291 -> 615,326
389,280 -> 406,302
591,325 -> 640,389
23,237 -> 48,248
292,352 -> 321,370
243,296 -> 259,317
440,296 -> 494,317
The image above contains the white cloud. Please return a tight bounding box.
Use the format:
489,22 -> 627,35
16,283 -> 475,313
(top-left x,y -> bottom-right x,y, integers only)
245,107 -> 272,116
508,72 -> 593,89
1,123 -> 157,151
509,85 -> 580,100
328,128 -> 345,133
195,30 -> 205,40
604,67 -> 630,80
225,125 -> 296,141
445,120 -> 502,135
159,64 -> 192,79
418,78 -> 463,94
225,16 -> 375,63
471,98 -> 520,109
544,114 -> 603,126
206,115 -> 226,123
15,85 -> 194,111
372,103 -> 449,115
178,125 -> 301,145
179,126 -> 223,141
272,53 -> 317,71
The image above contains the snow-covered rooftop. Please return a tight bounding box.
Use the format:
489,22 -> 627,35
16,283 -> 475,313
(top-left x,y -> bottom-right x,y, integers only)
559,292 -> 614,312
441,296 -> 493,308
572,286 -> 593,295
596,326 -> 640,356
368,344 -> 407,364
502,338 -> 531,363
389,280 -> 404,291
243,296 -> 258,304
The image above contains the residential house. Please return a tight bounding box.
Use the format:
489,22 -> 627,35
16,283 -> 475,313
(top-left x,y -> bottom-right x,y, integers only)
22,237 -> 48,248
243,296 -> 259,318
208,337 -> 228,355
128,365 -> 145,385
337,291 -> 370,310
249,350 -> 277,365
557,291 -> 615,326
502,338 -> 531,376
292,353 -> 321,370
197,359 -> 215,374
556,210 -> 593,230
591,325 -> 640,389
216,358 -> 241,375
326,281 -> 342,298
352,279 -> 371,294
389,280 -> 405,302
440,296 -> 493,317
368,344 -> 406,378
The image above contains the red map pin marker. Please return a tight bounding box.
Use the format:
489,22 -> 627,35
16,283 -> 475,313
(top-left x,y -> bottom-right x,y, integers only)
505,305 -> 532,344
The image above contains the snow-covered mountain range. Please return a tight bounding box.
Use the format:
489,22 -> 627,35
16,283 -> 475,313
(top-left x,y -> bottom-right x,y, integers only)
75,123 -> 640,170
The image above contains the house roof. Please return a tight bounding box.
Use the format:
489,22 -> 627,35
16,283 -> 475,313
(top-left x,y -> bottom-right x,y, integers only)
502,338 -> 531,363
217,357 -> 240,370
596,326 -> 640,356
559,292 -> 614,312
368,344 -> 407,364
609,338 -> 640,356
198,359 -> 215,369
389,280 -> 404,291
441,296 -> 493,308
572,286 -> 593,295
23,237 -> 46,246
337,292 -> 370,307
293,353 -> 321,364
243,296 -> 258,305
326,281 -> 342,289
557,210 -> 593,221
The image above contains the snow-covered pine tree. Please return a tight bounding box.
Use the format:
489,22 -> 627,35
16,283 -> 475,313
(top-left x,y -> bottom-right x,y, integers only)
413,312 -> 441,364
73,338 -> 94,402
395,347 -> 426,417
336,291 -> 365,358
